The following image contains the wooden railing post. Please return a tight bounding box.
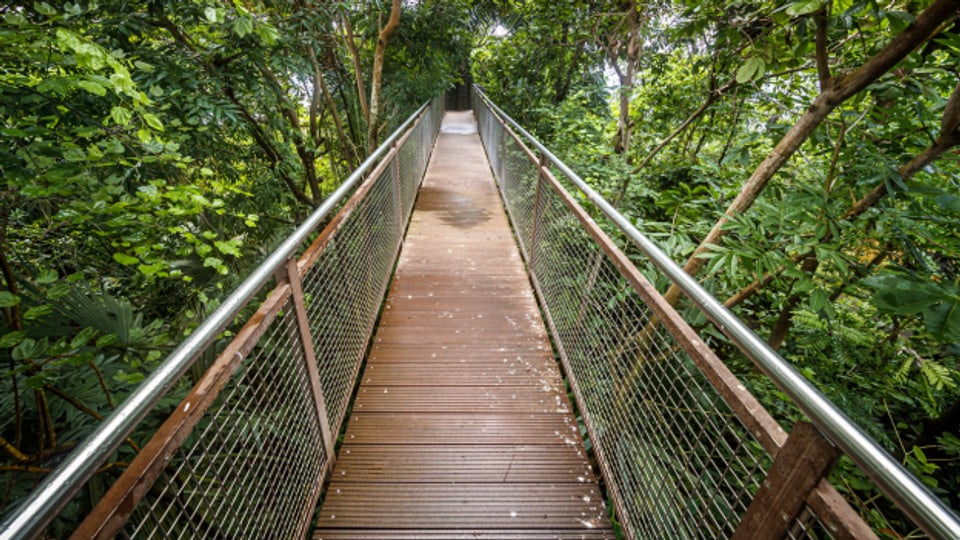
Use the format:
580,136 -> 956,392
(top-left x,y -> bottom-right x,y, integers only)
732,422 -> 840,540
285,258 -> 336,464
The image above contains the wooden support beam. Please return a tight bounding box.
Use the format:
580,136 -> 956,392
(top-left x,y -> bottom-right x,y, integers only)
286,258 -> 336,464
732,422 -> 841,540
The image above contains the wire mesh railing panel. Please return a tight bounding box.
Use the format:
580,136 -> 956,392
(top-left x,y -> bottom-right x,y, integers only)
397,100 -> 439,223
475,98 -> 501,180
123,298 -> 325,540
302,165 -> 403,437
498,134 -> 539,259
527,179 -> 769,539
785,506 -> 836,540
399,132 -> 421,221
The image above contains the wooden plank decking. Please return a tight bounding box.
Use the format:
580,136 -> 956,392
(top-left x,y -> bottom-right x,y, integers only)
313,111 -> 613,539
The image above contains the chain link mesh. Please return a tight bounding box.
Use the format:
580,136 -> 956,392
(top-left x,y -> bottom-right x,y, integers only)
123,298 -> 325,539
785,506 -> 835,539
499,133 -> 539,260
302,165 -> 401,437
302,104 -> 438,438
528,178 -> 768,539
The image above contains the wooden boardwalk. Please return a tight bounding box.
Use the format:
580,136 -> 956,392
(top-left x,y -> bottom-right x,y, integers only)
313,111 -> 614,539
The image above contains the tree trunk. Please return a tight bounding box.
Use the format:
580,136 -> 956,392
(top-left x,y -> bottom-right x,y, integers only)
309,46 -> 358,170
341,14 -> 369,129
615,1 -> 640,158
224,85 -> 315,207
663,0 -> 960,307
367,0 -> 401,153
767,254 -> 819,351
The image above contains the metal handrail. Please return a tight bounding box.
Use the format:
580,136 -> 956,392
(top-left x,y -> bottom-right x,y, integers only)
0,101 -> 433,540
473,85 -> 960,540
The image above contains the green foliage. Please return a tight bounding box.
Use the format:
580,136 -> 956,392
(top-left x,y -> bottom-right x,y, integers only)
865,274 -> 960,342
470,0 -> 607,126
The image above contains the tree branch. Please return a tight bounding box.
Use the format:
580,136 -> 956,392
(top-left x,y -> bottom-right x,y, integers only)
941,79 -> 960,136
664,0 -> 960,306
309,46 -> 357,170
340,14 -> 370,127
0,434 -> 29,463
224,85 -> 315,207
815,6 -> 832,91
35,389 -> 56,451
367,0 -> 401,151
844,82 -> 960,221
254,60 -> 322,203
44,384 -> 140,453
89,361 -> 114,409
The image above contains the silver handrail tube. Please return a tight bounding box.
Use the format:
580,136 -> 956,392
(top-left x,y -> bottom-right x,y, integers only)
473,86 -> 960,540
0,101 -> 432,540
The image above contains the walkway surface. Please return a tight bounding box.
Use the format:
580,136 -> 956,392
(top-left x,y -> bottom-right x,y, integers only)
313,111 -> 613,539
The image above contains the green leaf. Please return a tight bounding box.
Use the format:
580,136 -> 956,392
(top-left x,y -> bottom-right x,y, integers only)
786,0 -> 822,16
142,112 -> 164,131
736,57 -> 765,84
115,370 -> 145,384
78,80 -> 107,96
923,300 -> 960,341
864,275 -> 944,315
36,268 -> 59,285
255,24 -> 280,46
23,304 -> 53,320
0,291 -> 20,308
233,16 -> 253,38
104,138 -> 125,154
137,262 -> 166,276
34,2 -> 57,16
214,239 -> 241,257
203,256 -> 228,275
12,338 -> 37,361
886,11 -> 914,32
936,195 -> 960,212
204,7 -> 220,23
24,374 -> 49,390
142,139 -> 164,153
809,288 -> 831,313
110,106 -> 132,126
113,252 -> 139,265
0,331 -> 26,349
71,327 -> 98,349
63,147 -> 87,162
46,283 -> 71,300
5,11 -> 27,25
